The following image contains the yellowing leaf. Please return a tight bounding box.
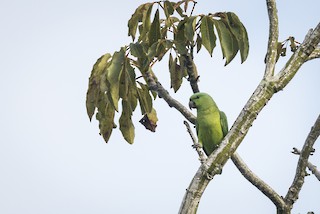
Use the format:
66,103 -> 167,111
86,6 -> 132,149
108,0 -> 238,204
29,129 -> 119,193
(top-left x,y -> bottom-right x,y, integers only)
119,100 -> 135,144
86,53 -> 111,121
128,3 -> 153,41
106,48 -> 125,111
137,82 -> 152,115
200,16 -> 216,56
97,101 -> 116,143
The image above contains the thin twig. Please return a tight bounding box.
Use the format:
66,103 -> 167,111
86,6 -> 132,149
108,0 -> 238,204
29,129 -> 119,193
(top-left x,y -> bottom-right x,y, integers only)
183,120 -> 206,163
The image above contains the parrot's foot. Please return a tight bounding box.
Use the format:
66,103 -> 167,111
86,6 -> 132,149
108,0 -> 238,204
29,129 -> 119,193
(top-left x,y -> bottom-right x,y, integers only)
206,172 -> 213,180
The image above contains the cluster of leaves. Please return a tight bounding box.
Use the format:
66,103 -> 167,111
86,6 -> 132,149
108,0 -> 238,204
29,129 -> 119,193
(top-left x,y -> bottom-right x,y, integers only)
86,0 -> 249,144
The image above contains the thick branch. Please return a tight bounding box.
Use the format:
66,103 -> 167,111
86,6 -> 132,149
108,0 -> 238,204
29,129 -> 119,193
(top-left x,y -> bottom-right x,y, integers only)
305,45 -> 320,62
264,0 -> 279,77
231,152 -> 287,210
145,71 -> 196,124
178,22 -> 320,214
284,115 -> 320,209
273,23 -> 320,91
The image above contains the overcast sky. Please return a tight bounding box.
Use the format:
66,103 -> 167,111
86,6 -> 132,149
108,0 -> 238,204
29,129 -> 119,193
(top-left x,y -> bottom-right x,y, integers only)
1,0 -> 319,213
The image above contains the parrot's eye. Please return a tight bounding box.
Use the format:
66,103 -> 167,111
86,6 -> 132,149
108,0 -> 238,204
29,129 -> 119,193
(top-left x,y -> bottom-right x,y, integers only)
196,95 -> 200,99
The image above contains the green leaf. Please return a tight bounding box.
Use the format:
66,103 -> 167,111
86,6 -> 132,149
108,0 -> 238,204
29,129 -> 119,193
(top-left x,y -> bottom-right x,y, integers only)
185,16 -> 198,42
226,12 -> 249,63
196,34 -> 202,53
136,82 -> 152,115
200,16 -> 216,56
174,19 -> 188,55
106,48 -> 125,111
130,42 -> 146,58
169,53 -> 184,92
86,53 -> 111,121
119,100 -> 135,144
128,3 -> 153,41
164,1 -> 174,18
214,19 -> 238,65
174,3 -> 187,17
149,9 -> 161,45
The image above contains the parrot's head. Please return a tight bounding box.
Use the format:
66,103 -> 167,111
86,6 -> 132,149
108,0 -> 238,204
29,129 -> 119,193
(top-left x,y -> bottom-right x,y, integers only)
189,92 -> 217,111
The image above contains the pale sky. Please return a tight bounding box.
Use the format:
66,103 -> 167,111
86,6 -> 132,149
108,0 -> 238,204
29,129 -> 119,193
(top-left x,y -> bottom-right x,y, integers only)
1,0 -> 319,213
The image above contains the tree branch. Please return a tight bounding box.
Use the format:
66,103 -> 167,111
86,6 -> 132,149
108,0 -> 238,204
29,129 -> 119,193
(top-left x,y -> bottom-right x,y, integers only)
284,114 -> 320,209
145,71 -> 196,124
305,45 -> 320,62
264,0 -> 279,78
292,148 -> 320,181
184,120 -> 206,163
184,54 -> 200,93
231,152 -> 287,210
178,21 -> 320,214
273,23 -> 320,91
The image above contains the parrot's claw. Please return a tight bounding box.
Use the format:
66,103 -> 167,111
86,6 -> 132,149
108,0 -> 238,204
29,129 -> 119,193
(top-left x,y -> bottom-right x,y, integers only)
206,173 -> 213,180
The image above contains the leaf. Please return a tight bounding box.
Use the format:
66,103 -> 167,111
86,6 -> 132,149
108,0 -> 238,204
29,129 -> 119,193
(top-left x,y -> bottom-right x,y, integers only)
200,16 -> 216,56
86,53 -> 111,121
136,82 -> 153,115
139,4 -> 153,42
164,1 -> 174,18
184,16 -> 198,42
169,53 -> 184,92
96,100 -> 116,143
119,59 -> 137,102
196,34 -> 202,53
174,19 -> 188,55
128,3 -> 153,41
174,3 -> 187,18
119,100 -> 135,144
226,12 -> 249,63
106,48 -> 125,111
214,19 -> 238,65
139,108 -> 158,132
130,42 -> 146,58
149,9 -> 161,45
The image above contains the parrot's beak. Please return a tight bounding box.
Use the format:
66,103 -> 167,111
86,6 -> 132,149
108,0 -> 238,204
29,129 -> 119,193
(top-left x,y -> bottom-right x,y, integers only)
189,100 -> 196,109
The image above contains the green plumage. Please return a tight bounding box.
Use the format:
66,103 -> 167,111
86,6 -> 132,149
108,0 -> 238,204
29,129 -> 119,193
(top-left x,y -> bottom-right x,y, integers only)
189,92 -> 228,156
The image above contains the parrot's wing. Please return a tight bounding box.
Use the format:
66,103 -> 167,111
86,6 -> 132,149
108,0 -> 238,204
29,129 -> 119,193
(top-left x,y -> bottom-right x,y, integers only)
219,111 -> 228,137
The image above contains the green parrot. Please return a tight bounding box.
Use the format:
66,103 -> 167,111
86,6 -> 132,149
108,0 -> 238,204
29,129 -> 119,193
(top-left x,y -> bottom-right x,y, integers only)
189,92 -> 228,156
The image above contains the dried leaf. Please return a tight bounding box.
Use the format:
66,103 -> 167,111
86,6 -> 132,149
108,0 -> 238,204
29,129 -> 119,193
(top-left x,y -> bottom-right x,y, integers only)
139,108 -> 158,132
